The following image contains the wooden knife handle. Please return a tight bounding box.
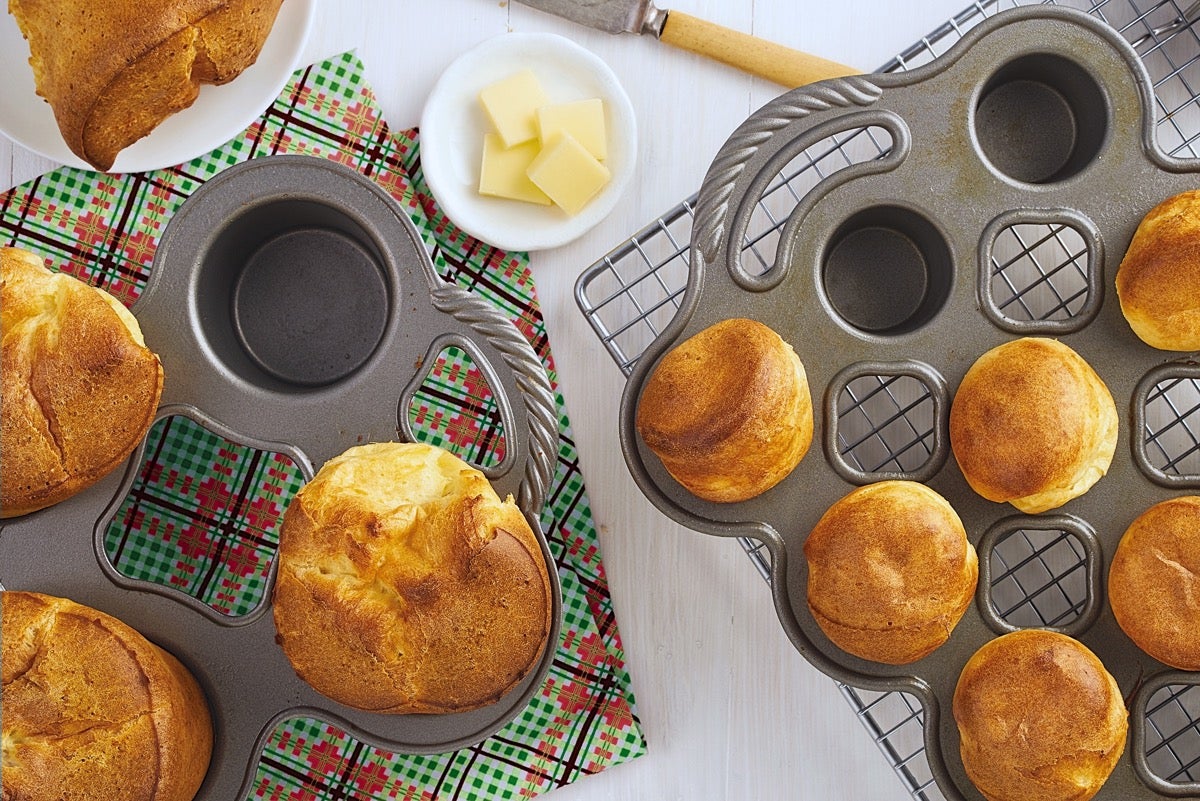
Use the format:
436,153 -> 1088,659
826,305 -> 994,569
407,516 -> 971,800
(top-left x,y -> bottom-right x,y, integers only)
659,10 -> 858,88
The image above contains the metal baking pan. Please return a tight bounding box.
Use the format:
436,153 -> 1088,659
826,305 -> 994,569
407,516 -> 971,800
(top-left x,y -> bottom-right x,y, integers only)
0,156 -> 563,800
619,7 -> 1200,800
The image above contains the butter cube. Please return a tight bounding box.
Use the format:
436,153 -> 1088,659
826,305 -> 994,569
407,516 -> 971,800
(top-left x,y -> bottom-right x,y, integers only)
478,69 -> 548,147
537,98 -> 607,161
526,133 -> 611,216
478,133 -> 552,205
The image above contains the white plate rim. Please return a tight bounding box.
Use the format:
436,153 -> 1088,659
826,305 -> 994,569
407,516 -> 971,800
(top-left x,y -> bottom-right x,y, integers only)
0,0 -> 317,174
419,31 -> 638,253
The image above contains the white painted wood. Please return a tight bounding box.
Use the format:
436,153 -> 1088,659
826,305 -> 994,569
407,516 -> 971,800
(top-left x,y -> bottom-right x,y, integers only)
0,2 -> 973,799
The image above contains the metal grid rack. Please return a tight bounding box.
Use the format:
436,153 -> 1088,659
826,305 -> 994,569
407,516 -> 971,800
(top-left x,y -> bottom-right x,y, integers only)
574,1 -> 1200,798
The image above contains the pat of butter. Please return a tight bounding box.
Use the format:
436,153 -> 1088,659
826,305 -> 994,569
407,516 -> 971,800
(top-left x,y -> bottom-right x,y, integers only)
478,133 -> 552,205
537,98 -> 607,161
478,69 -> 548,147
526,133 -> 611,216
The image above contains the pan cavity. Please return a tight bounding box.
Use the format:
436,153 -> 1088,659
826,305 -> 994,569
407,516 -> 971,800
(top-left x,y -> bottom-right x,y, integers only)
1133,365 -> 1200,487
973,53 -> 1108,184
977,517 -> 1098,637
979,211 -> 1102,335
825,360 -> 949,485
821,206 -> 952,336
100,413 -> 306,620
195,199 -> 391,390
1133,679 -> 1200,793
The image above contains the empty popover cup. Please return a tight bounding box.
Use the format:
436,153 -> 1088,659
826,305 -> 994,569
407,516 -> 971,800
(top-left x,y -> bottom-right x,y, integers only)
821,206 -> 953,336
973,53 -> 1108,185
194,197 -> 390,390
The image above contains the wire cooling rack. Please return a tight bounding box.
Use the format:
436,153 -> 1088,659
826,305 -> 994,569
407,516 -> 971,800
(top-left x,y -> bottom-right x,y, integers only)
574,1 -> 1200,798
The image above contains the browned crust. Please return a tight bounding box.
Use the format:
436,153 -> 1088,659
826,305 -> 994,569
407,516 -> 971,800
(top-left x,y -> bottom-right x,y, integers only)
948,338 -> 1116,513
1109,496 -> 1200,670
803,481 -> 978,665
953,630 -> 1127,801
1116,189 -> 1200,351
0,247 -> 163,518
1,591 -> 213,801
9,0 -> 284,170
271,443 -> 554,714
634,317 -> 813,503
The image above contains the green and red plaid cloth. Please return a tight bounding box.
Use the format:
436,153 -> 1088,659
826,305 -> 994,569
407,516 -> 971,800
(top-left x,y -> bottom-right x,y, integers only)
0,51 -> 646,799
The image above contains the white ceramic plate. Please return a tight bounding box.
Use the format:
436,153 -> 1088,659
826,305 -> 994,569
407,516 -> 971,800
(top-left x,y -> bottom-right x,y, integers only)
420,32 -> 638,252
0,0 -> 316,174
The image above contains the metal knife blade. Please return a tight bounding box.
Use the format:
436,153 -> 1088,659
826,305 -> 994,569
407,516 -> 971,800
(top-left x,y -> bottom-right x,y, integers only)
513,0 -> 667,37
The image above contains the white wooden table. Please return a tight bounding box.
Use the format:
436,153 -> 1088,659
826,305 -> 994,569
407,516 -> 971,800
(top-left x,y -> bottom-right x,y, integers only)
0,1 -> 971,798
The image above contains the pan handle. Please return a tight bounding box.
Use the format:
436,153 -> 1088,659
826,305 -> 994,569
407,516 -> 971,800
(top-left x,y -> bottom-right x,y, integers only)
659,11 -> 857,88
691,75 -> 887,268
399,283 -> 559,516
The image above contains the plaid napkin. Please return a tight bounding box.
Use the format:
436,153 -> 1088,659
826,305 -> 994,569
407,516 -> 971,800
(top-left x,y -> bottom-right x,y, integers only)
0,51 -> 646,799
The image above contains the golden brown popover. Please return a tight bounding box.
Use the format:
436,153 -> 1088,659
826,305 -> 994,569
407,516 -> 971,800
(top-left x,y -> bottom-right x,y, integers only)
804,480 -> 978,664
1,591 -> 213,801
272,442 -> 555,713
1109,495 -> 1200,670
9,0 -> 285,170
635,317 -> 813,503
949,337 -> 1116,514
953,629 -> 1127,801
1116,189 -> 1200,350
1,246 -> 162,518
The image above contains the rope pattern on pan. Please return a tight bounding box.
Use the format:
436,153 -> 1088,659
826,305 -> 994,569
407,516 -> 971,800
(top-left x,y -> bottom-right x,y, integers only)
692,76 -> 884,261
431,284 -> 560,515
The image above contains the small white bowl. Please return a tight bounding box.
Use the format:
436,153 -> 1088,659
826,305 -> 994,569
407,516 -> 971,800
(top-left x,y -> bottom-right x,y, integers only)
420,32 -> 638,252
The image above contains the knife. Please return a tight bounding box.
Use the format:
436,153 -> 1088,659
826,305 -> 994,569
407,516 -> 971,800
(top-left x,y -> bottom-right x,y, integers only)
513,0 -> 857,88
